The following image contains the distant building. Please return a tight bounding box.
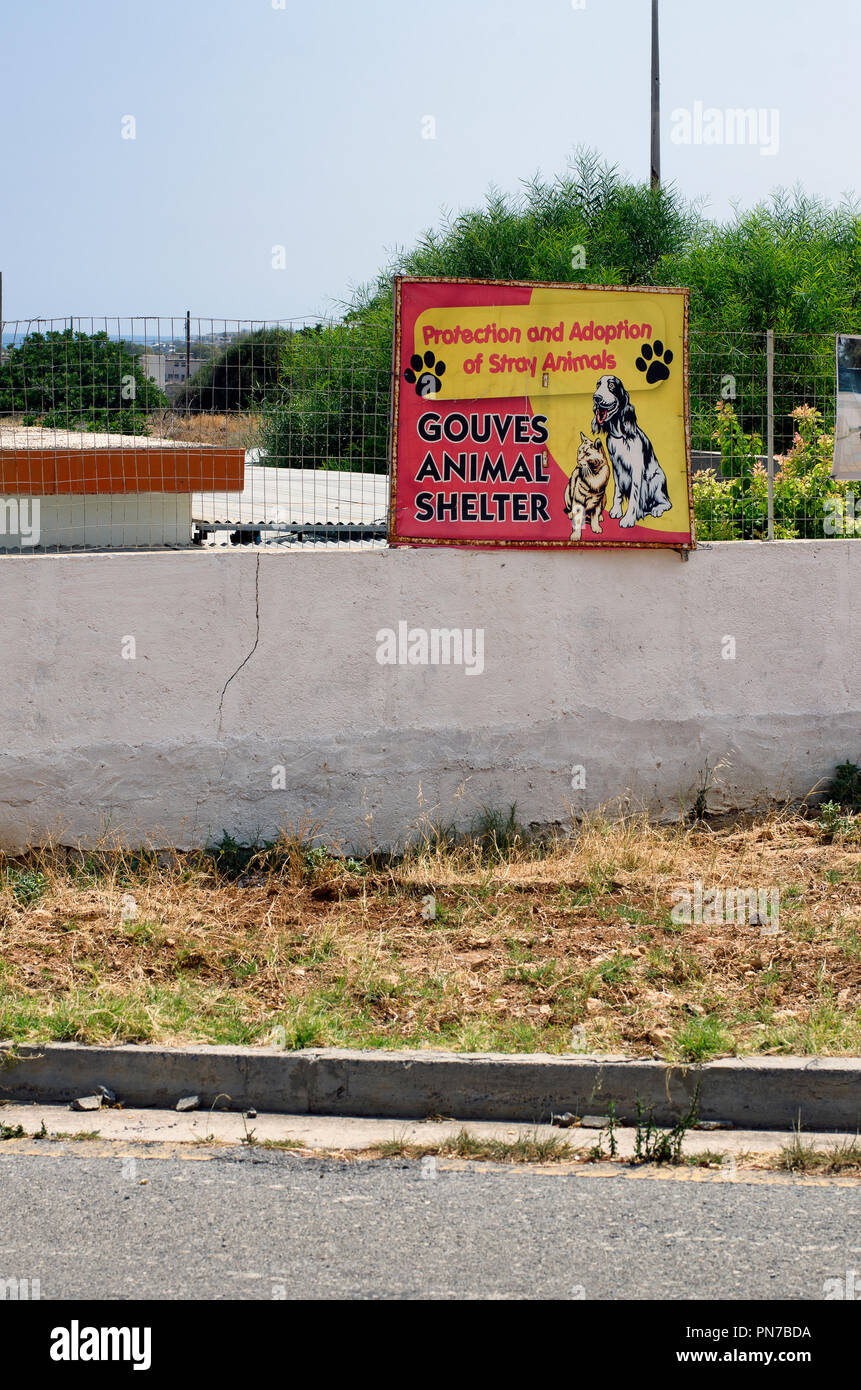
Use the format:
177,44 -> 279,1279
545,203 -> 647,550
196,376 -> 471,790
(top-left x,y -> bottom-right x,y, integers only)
140,353 -> 204,388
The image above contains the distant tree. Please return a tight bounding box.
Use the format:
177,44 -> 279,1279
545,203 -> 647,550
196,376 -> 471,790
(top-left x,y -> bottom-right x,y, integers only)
172,327 -> 291,413
663,189 -> 861,448
0,328 -> 167,434
664,189 -> 861,333
390,148 -> 700,287
263,155 -> 861,466
259,311 -> 392,472
260,151 -> 701,470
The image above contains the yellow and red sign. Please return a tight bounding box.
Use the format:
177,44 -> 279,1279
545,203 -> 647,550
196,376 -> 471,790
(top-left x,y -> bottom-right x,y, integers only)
388,277 -> 694,550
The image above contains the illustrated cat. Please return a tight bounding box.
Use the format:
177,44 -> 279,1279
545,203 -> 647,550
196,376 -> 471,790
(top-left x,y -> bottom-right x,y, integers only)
564,431 -> 611,541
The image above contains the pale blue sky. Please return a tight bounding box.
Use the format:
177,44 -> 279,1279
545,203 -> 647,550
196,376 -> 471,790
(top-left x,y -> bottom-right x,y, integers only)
1,0 -> 858,322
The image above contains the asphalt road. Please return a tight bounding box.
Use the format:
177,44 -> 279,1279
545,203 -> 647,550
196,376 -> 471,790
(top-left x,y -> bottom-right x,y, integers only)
2,1146 -> 859,1301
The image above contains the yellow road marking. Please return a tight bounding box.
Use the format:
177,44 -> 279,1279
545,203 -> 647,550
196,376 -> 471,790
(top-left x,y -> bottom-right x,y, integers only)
0,1140 -> 217,1161
1,1137 -> 860,1186
435,1158 -> 861,1187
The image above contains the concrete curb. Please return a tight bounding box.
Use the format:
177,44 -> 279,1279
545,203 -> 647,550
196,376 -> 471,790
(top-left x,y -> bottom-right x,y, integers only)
2,1045 -> 861,1130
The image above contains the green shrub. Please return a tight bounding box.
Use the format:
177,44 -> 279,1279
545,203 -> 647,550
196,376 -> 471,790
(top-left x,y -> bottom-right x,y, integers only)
258,303 -> 392,472
0,329 -> 167,433
817,801 -> 861,840
826,761 -> 861,812
257,158 -> 861,471
3,867 -> 48,907
172,327 -> 290,413
693,403 -> 854,541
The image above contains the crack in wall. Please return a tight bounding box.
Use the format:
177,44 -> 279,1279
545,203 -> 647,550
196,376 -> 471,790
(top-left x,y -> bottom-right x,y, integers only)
217,553 -> 261,736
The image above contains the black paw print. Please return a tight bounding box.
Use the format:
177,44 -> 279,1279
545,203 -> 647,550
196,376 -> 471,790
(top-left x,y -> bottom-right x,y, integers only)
636,340 -> 673,384
405,350 -> 446,397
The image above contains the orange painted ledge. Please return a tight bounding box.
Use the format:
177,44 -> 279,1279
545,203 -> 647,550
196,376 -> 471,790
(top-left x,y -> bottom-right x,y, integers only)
0,447 -> 246,495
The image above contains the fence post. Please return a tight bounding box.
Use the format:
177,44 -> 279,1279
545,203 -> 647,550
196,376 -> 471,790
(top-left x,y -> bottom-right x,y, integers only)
185,309 -> 191,403
766,328 -> 775,541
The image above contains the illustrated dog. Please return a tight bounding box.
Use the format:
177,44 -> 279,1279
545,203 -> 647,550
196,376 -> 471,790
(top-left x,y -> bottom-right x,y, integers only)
591,375 -> 672,527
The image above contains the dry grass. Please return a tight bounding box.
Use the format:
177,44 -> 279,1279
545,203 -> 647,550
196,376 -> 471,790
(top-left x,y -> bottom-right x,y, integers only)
774,1131 -> 861,1175
148,410 -> 262,449
1,810 -> 860,1056
376,1128 -> 576,1163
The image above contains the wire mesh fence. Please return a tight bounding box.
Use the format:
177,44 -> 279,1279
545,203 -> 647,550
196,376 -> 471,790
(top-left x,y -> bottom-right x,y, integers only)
0,316 -> 389,553
690,329 -> 847,541
0,314 -> 854,553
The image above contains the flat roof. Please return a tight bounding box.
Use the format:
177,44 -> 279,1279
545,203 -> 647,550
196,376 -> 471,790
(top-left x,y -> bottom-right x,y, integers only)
0,424 -> 217,452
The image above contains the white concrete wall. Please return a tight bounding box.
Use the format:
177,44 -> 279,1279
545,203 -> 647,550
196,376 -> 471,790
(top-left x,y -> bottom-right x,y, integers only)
1,541 -> 859,852
0,494 -> 193,550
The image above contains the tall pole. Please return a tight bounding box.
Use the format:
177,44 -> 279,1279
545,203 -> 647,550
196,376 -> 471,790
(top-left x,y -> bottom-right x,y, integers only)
766,329 -> 775,541
650,0 -> 661,191
185,308 -> 191,413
